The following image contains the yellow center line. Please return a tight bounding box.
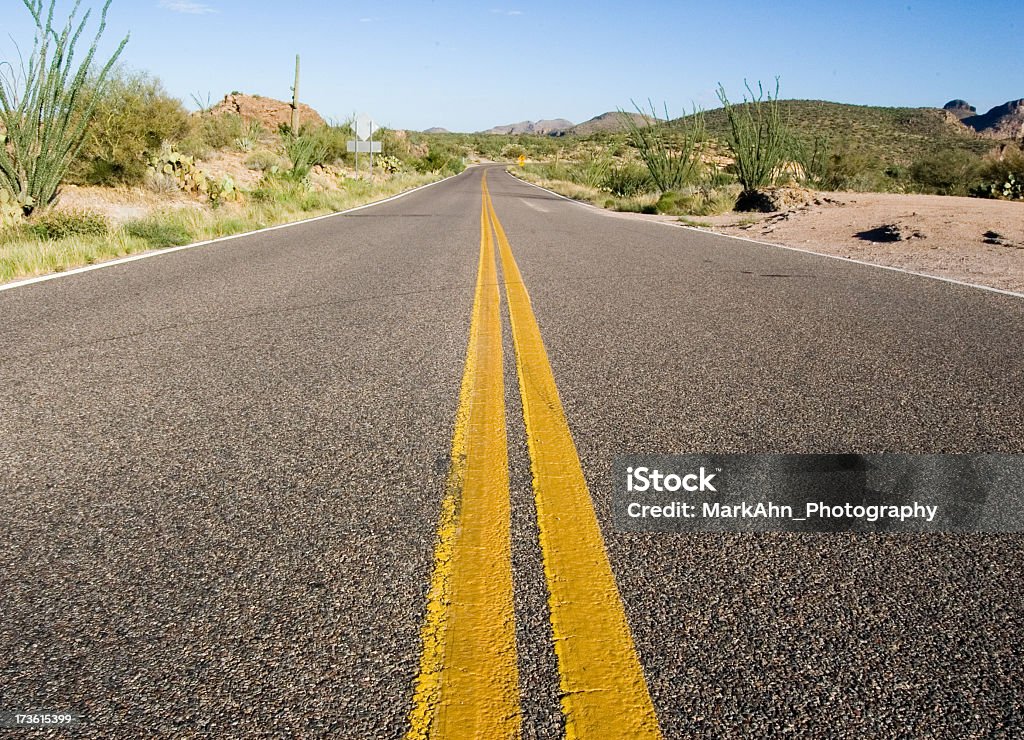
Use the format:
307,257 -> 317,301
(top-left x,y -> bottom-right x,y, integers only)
405,175 -> 520,739
483,174 -> 662,739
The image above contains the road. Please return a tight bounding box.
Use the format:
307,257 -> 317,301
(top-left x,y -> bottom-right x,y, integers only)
2,164 -> 1022,738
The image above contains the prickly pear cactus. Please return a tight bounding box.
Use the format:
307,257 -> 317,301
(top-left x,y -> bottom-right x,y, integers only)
147,144 -> 209,196
207,176 -> 240,208
376,154 -> 403,174
0,189 -> 27,229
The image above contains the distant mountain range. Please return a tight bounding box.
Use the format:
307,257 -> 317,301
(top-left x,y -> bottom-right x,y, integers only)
943,99 -> 1024,139
422,98 -> 1023,140
482,119 -> 575,135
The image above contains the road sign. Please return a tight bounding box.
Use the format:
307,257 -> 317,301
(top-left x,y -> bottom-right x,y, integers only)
347,140 -> 382,153
517,155 -> 526,167
354,113 -> 380,141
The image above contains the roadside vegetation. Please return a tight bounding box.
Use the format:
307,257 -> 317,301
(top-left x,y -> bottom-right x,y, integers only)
500,86 -> 1024,218
0,0 -> 464,283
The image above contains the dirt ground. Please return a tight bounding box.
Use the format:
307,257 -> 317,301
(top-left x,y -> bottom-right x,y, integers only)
694,192 -> 1024,294
52,151 -> 383,227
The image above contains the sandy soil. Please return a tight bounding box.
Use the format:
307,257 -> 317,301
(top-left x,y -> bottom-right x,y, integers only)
694,192 -> 1024,294
54,184 -> 201,225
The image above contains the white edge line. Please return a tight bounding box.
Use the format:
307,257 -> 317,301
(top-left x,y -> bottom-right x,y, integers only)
0,169 -> 470,293
504,168 -> 1024,300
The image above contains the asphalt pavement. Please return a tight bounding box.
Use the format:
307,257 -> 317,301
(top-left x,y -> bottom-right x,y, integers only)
1,164 -> 1021,738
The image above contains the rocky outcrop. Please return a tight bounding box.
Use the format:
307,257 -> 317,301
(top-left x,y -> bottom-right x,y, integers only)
208,93 -> 326,130
961,99 -> 1024,140
943,99 -> 977,120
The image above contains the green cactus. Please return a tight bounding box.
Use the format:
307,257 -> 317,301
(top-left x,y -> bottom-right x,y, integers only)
147,143 -> 209,196
0,189 -> 26,230
376,154 -> 403,174
207,175 -> 239,208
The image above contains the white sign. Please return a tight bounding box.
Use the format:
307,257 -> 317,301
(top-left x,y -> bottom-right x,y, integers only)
347,140 -> 382,153
354,112 -> 380,141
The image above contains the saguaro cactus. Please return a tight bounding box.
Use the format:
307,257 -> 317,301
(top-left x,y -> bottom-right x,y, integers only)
290,54 -> 301,133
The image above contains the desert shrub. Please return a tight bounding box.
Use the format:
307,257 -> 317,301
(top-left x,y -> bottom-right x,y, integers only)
973,144 -> 1024,200
0,0 -> 127,214
717,79 -> 789,194
233,120 -> 265,152
909,149 -> 982,195
809,144 -> 883,191
790,136 -> 831,187
377,129 -> 415,163
415,144 -> 465,175
654,188 -> 736,216
530,161 -> 572,182
602,162 -> 654,196
125,217 -> 192,247
501,144 -> 527,160
187,113 -> 244,153
72,70 -> 190,186
305,125 -> 352,163
284,134 -> 330,178
251,175 -> 305,205
245,150 -> 285,172
30,209 -> 110,240
568,157 -> 610,189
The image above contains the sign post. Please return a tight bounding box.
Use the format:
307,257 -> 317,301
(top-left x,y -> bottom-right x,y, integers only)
351,113 -> 381,175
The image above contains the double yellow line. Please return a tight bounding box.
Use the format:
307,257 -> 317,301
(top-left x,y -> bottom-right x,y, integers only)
407,172 -> 661,739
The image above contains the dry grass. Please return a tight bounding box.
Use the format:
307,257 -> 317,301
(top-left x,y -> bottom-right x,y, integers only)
1,172 -> 441,284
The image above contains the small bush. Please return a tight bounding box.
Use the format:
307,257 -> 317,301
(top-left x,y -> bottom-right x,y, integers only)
973,144 -> 1024,200
414,145 -> 465,175
234,120 -> 266,152
603,162 -> 654,196
125,217 -> 192,248
188,113 -> 244,152
72,70 -> 191,186
30,209 -> 110,240
306,125 -> 352,163
827,148 -> 879,190
285,134 -> 330,178
377,128 -> 415,163
567,157 -> 611,189
909,150 -> 982,195
245,150 -> 285,172
501,143 -> 527,160
654,187 -> 737,216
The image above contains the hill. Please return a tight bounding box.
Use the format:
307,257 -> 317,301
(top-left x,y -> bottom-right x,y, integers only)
673,100 -> 996,164
423,127 -> 451,134
210,93 -> 325,129
570,111 -> 653,136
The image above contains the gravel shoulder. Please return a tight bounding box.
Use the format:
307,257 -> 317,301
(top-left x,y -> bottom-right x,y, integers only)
693,192 -> 1024,294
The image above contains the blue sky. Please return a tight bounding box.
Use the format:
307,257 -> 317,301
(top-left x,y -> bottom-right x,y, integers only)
2,0 -> 1021,131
